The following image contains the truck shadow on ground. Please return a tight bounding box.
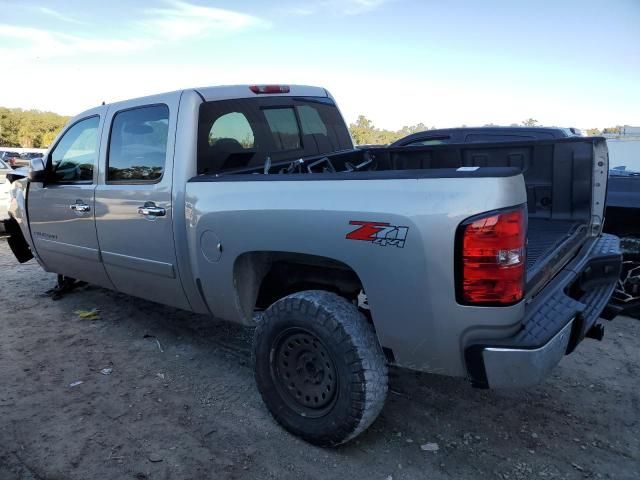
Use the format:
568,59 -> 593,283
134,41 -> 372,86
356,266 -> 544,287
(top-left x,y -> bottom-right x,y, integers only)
72,282 -> 633,450
6,266 -> 640,479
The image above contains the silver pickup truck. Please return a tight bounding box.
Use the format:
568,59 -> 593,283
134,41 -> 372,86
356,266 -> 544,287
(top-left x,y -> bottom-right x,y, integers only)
4,85 -> 622,446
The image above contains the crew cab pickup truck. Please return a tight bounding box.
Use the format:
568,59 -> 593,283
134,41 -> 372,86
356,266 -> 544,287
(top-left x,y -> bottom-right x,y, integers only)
4,85 -> 622,446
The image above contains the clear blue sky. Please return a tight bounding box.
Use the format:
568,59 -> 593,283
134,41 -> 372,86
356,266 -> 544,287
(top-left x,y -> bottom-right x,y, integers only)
0,0 -> 638,129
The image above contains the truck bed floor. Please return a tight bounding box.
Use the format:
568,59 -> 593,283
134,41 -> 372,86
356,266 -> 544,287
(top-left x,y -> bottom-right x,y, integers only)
527,218 -> 584,271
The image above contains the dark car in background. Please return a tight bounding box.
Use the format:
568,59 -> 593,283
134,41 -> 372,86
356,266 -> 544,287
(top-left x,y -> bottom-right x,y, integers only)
0,151 -> 42,169
390,126 -> 581,147
605,168 -> 640,317
20,151 -> 44,161
392,126 -> 639,318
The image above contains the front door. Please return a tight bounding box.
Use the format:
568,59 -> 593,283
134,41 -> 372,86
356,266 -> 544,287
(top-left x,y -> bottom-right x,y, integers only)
27,110 -> 114,288
94,97 -> 190,310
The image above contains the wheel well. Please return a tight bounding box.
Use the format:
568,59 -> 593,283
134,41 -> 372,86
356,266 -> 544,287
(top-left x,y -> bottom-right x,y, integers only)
3,216 -> 34,263
233,252 -> 364,316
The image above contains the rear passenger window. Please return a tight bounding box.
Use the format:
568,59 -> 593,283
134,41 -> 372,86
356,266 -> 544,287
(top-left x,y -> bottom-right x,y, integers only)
263,108 -> 301,150
108,105 -> 169,182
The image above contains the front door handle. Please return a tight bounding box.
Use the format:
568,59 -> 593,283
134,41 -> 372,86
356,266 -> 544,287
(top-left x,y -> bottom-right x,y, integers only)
70,202 -> 90,213
138,202 -> 166,217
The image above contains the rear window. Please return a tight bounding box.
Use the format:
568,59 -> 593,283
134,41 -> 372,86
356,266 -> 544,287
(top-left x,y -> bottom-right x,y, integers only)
197,96 -> 352,174
209,112 -> 254,148
263,108 -> 301,151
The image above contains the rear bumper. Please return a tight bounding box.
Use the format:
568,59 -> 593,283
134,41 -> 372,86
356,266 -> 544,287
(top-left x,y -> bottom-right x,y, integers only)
465,233 -> 622,389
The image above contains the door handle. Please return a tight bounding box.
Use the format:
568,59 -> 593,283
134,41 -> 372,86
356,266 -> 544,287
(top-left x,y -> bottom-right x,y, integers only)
70,202 -> 90,213
138,202 -> 166,217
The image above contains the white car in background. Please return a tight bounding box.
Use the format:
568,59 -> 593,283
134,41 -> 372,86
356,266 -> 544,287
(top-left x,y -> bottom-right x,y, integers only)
0,159 -> 11,230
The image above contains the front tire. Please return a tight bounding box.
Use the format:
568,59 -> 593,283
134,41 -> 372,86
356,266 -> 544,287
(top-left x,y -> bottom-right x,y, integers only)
253,290 -> 388,446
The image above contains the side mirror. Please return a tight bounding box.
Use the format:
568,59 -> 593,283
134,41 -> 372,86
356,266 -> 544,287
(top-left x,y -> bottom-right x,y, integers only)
27,157 -> 47,182
6,169 -> 27,183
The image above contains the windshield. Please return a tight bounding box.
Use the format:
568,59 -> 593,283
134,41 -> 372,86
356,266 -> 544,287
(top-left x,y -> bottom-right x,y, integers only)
607,139 -> 640,175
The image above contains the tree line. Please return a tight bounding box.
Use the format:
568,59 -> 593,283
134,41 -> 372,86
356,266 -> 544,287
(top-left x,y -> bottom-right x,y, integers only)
348,115 -> 438,145
348,116 -> 627,145
0,106 -> 627,149
0,107 -> 70,148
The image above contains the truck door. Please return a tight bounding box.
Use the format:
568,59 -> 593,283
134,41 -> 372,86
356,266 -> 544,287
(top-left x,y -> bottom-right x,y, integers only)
94,95 -> 190,310
27,109 -> 114,288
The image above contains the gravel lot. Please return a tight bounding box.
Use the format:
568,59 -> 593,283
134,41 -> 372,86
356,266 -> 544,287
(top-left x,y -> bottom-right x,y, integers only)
0,238 -> 638,480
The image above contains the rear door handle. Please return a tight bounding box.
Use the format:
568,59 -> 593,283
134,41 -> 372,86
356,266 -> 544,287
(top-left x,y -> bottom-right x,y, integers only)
70,202 -> 90,213
138,202 -> 166,217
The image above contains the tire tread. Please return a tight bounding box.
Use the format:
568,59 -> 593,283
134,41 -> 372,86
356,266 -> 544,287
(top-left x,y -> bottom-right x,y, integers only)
254,290 -> 388,446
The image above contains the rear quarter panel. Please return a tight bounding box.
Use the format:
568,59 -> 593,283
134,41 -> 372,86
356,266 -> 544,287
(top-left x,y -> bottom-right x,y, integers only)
186,173 -> 527,377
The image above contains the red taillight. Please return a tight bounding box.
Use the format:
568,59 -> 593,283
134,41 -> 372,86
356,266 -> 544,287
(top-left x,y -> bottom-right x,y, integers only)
249,84 -> 290,94
457,206 -> 527,305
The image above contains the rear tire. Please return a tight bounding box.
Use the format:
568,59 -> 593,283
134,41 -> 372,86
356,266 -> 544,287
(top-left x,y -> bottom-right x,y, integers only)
253,290 -> 388,446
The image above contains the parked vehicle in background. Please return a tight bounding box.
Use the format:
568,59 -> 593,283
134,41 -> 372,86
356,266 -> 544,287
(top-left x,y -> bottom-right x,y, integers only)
20,151 -> 44,161
0,158 -> 10,182
605,167 -> 640,318
0,159 -> 11,230
393,126 -> 638,318
0,151 -> 24,169
390,126 -> 580,147
4,86 -> 621,446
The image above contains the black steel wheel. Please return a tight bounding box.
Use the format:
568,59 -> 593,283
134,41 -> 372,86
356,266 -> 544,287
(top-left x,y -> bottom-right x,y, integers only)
253,290 -> 388,446
272,328 -> 338,417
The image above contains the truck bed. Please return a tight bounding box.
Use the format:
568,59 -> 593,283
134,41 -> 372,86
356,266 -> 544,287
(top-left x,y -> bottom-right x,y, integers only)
208,137 -> 606,296
527,218 -> 585,272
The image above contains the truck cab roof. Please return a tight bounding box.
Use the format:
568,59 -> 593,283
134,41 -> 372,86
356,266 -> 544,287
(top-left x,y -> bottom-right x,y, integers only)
74,85 -> 330,121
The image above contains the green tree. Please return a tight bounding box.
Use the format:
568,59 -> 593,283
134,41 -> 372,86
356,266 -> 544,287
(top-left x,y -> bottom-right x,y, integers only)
348,115 -> 433,145
602,126 -> 622,134
0,107 -> 69,148
521,118 -> 539,127
349,115 -> 377,145
585,128 -> 601,136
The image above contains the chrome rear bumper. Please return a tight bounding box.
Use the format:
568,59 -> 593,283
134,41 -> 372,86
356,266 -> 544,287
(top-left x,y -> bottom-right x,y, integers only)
482,320 -> 573,389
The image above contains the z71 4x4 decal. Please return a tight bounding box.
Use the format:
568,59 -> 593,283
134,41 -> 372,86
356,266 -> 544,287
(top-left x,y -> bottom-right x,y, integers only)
346,221 -> 409,248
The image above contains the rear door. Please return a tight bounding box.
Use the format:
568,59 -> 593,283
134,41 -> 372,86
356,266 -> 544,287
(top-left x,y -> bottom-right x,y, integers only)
94,93 -> 190,310
27,109 -> 114,288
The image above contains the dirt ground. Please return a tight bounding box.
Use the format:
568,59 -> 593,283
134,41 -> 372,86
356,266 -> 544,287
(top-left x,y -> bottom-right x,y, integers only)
0,238 -> 638,480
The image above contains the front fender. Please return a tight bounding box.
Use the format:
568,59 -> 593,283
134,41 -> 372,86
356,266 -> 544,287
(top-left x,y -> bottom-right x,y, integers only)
6,178 -> 38,264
